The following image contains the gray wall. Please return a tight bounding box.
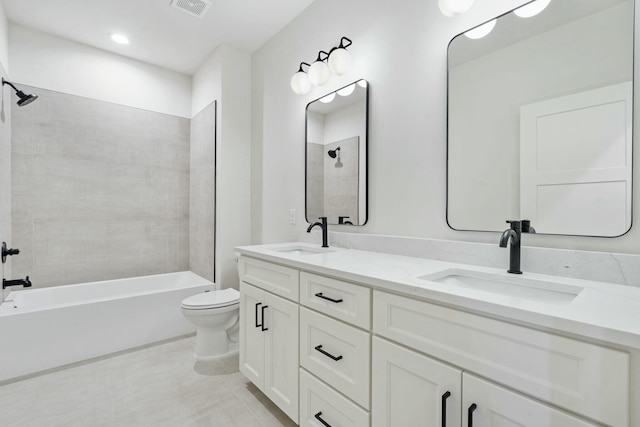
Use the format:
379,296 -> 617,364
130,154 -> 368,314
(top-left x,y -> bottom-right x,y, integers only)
11,86 -> 190,288
0,65 -> 11,294
189,101 -> 216,281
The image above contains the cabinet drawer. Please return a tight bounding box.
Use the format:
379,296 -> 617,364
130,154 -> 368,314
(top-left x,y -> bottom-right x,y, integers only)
300,307 -> 371,409
300,369 -> 370,427
373,291 -> 629,427
238,256 -> 299,302
300,272 -> 371,329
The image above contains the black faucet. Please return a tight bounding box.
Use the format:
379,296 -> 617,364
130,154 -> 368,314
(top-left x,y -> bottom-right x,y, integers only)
307,216 -> 329,248
499,220 -> 522,274
3,276 -> 31,289
1,241 -> 20,264
338,216 -> 353,225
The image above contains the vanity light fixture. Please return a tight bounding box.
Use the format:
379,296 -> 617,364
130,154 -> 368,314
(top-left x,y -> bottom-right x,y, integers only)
439,0 -> 475,17
514,0 -> 551,18
337,83 -> 356,97
290,36 -> 353,95
464,19 -> 497,39
319,93 -> 336,103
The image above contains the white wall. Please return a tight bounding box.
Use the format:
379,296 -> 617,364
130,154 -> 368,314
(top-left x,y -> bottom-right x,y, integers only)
0,2 -> 9,73
9,24 -> 191,118
251,0 -> 640,255
193,45 -> 252,288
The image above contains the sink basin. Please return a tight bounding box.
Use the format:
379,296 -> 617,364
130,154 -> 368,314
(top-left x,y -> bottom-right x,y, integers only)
418,269 -> 583,303
274,246 -> 336,256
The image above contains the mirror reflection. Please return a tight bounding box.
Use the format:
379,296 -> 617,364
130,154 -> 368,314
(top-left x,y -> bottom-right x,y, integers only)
306,79 -> 368,225
447,0 -> 633,236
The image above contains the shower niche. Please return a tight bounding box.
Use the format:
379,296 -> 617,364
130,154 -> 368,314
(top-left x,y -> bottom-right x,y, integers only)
305,79 -> 368,225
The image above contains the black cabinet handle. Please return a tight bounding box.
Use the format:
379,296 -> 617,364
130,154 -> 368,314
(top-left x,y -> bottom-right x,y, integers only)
441,391 -> 451,427
468,403 -> 477,427
314,345 -> 343,361
314,411 -> 332,427
315,292 -> 343,303
260,305 -> 269,331
254,302 -> 262,328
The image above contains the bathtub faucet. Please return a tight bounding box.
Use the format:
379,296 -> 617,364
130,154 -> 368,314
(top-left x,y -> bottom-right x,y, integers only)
2,276 -> 31,289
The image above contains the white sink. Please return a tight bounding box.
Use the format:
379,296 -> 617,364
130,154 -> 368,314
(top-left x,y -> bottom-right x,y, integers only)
418,269 -> 583,303
274,246 -> 336,256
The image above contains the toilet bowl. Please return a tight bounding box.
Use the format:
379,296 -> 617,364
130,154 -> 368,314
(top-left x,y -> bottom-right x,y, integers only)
181,288 -> 240,361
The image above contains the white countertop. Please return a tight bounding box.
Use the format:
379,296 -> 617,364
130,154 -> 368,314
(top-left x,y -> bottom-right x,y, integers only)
236,242 -> 640,350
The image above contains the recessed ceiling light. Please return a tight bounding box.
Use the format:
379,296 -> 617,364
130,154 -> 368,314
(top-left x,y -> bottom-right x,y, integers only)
109,33 -> 130,45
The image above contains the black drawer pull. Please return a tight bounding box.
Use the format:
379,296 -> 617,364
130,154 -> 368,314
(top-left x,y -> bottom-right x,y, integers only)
261,305 -> 269,331
468,403 -> 477,427
315,292 -> 343,303
441,391 -> 451,427
314,345 -> 343,361
254,302 -> 262,328
314,411 -> 332,427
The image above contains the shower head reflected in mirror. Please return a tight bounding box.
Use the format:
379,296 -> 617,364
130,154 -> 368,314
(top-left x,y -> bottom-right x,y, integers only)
328,147 -> 341,158
2,78 -> 38,107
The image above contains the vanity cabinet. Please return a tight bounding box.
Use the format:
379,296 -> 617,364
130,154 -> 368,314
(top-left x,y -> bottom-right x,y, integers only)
238,257 -> 300,424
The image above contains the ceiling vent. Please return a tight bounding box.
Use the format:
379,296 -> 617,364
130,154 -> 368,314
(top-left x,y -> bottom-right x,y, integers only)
170,0 -> 212,18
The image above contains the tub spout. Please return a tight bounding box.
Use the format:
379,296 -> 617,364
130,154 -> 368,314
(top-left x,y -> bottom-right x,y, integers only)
2,276 -> 31,289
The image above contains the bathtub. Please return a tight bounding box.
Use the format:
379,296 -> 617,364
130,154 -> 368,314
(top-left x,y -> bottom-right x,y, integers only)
0,271 -> 213,382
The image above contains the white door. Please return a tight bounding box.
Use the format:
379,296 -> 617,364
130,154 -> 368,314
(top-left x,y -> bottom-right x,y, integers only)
372,337 -> 462,427
520,82 -> 632,236
264,292 -> 299,423
239,282 -> 265,389
462,373 -> 598,427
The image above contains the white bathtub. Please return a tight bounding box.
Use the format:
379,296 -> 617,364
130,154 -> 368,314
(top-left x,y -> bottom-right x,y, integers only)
0,271 -> 213,382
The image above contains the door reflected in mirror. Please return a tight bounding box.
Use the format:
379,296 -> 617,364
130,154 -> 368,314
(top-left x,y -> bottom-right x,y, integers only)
447,0 -> 633,237
306,79 -> 368,225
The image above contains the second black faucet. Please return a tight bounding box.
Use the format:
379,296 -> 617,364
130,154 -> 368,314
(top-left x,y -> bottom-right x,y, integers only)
307,217 -> 329,248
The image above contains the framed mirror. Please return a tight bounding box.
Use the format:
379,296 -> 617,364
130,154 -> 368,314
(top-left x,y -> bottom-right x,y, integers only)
306,79 -> 368,225
447,0 -> 634,236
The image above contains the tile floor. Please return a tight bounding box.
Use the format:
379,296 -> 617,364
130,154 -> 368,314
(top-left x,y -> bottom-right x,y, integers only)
0,336 -> 297,427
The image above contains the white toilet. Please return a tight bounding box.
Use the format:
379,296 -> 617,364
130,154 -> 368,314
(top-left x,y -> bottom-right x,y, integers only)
181,287 -> 240,361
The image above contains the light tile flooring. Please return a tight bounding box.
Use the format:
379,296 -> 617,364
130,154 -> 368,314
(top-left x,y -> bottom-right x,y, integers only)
0,336 -> 297,427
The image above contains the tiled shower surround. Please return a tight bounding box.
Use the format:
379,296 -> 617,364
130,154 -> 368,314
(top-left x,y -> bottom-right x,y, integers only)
11,86 -> 196,288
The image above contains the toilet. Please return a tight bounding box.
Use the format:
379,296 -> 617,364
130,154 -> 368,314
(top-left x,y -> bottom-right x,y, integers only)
181,287 -> 240,361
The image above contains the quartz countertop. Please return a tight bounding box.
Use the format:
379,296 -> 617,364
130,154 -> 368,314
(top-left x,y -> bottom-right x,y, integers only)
236,242 -> 640,350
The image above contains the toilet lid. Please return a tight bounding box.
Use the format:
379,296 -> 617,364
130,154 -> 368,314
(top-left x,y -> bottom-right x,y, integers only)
181,288 -> 240,309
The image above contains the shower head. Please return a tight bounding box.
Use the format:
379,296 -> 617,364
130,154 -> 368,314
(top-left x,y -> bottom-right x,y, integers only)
328,147 -> 341,158
2,78 -> 38,107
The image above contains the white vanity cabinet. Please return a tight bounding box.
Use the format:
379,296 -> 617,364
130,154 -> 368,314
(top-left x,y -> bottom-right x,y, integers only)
238,258 -> 300,423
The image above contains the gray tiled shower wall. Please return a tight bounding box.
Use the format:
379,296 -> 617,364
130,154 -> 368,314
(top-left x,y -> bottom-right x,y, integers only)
11,86 -> 196,288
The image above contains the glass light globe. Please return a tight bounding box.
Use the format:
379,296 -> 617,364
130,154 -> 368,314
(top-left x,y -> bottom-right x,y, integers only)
328,48 -> 353,75
319,93 -> 336,103
308,60 -> 331,86
337,84 -> 356,97
290,71 -> 311,95
439,0 -> 475,17
514,0 -> 551,18
464,19 -> 497,39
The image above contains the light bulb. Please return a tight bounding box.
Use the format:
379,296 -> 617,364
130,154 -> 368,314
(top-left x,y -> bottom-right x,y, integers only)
357,80 -> 367,88
291,71 -> 311,95
320,93 -> 336,103
337,84 -> 356,97
464,19 -> 497,39
514,0 -> 551,18
328,48 -> 353,75
308,60 -> 331,86
439,0 -> 475,17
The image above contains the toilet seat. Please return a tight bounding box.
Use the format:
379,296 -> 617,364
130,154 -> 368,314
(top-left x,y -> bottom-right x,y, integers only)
181,288 -> 240,310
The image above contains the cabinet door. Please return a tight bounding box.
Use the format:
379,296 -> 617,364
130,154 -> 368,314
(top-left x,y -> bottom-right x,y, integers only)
462,373 -> 599,427
239,282 -> 265,389
264,291 -> 299,423
372,337 -> 462,427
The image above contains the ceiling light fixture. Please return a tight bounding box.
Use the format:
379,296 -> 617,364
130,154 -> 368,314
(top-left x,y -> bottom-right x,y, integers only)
464,19 -> 497,39
514,0 -> 551,18
439,0 -> 475,17
109,33 -> 130,45
290,36 -> 353,95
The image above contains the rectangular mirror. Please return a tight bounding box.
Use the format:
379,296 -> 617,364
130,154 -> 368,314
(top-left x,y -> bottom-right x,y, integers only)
447,0 -> 634,236
306,79 -> 368,225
